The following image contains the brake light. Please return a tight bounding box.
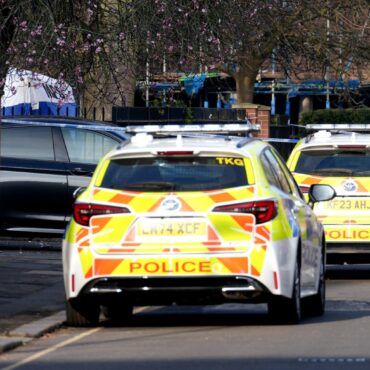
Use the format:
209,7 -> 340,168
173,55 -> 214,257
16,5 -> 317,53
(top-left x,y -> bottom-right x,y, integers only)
213,200 -> 277,224
73,203 -> 130,226
157,151 -> 194,156
337,145 -> 366,149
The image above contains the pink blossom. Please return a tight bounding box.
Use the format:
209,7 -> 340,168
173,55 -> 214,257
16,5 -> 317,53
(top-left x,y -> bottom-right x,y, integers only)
57,38 -> 66,47
20,21 -> 28,31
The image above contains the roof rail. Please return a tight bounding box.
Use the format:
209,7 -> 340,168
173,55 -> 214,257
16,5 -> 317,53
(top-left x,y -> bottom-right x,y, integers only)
236,137 -> 254,148
125,122 -> 261,136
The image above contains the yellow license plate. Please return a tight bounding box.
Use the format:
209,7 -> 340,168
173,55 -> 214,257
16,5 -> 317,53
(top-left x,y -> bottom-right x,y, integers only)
323,198 -> 370,210
136,218 -> 207,241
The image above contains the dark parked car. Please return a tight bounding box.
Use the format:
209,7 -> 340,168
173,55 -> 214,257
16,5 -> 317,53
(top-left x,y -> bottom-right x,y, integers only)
0,116 -> 128,236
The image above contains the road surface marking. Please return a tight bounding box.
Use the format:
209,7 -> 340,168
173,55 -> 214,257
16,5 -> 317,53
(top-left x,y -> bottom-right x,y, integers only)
1,328 -> 101,370
298,358 -> 367,363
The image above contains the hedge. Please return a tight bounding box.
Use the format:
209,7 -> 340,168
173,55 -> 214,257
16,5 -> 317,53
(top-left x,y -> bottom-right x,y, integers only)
299,108 -> 370,124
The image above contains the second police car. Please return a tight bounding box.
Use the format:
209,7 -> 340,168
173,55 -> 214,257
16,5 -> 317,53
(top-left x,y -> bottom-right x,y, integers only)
287,124 -> 370,263
63,123 -> 335,326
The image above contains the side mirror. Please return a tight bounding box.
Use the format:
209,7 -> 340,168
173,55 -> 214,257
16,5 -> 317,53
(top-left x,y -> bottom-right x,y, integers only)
73,186 -> 86,200
308,184 -> 336,204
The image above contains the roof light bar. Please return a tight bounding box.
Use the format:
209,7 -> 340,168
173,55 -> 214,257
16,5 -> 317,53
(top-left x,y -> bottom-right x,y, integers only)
306,123 -> 370,132
125,123 -> 261,135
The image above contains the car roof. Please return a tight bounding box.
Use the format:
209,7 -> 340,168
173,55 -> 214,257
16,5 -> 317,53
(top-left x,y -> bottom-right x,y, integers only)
0,116 -> 129,139
108,132 -> 268,159
295,130 -> 370,150
0,115 -> 111,125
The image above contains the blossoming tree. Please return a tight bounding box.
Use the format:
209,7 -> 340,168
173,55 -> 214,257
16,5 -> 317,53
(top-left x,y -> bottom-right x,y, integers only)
0,0 -> 369,116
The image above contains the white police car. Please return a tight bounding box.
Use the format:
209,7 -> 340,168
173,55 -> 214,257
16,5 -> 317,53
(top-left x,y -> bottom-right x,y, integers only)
63,123 -> 335,326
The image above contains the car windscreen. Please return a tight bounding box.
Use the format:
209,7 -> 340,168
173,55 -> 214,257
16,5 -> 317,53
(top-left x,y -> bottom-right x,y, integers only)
295,149 -> 370,177
100,156 -> 249,191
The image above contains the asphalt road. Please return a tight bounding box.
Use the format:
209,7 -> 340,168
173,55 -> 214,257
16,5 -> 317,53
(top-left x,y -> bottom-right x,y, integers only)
1,240 -> 370,370
0,241 -> 64,335
1,285 -> 370,370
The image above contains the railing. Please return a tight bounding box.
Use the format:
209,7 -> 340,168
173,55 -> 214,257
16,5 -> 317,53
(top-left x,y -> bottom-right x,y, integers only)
111,107 -> 249,125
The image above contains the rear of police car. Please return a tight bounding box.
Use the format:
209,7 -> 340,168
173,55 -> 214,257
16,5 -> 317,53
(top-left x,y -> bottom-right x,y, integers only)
63,125 -> 306,326
287,125 -> 370,262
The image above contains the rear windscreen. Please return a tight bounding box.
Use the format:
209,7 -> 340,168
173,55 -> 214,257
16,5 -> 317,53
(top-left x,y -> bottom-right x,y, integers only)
100,156 -> 249,191
295,150 -> 370,177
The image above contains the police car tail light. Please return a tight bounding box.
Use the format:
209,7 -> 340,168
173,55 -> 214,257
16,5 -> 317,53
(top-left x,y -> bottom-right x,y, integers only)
213,200 -> 277,224
73,203 -> 130,226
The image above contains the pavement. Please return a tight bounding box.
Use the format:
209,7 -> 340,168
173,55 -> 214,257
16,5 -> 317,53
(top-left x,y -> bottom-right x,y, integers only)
0,237 -> 66,354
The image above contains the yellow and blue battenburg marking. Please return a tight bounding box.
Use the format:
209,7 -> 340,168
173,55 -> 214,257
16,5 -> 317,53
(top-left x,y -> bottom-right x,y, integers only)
64,141 -> 296,290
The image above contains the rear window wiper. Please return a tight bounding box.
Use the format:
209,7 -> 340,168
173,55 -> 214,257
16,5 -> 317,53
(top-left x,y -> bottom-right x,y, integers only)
311,168 -> 354,176
353,170 -> 370,176
124,181 -> 177,191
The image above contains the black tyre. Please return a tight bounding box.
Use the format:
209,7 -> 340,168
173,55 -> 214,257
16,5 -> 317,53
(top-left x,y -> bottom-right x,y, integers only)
268,260 -> 301,324
303,248 -> 326,317
102,303 -> 133,324
66,298 -> 100,327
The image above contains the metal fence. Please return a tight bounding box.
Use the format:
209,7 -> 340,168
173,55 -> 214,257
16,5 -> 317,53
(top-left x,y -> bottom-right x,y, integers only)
111,107 -> 249,125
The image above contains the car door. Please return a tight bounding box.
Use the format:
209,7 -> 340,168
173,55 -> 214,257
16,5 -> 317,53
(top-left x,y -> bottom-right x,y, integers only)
263,148 -> 320,291
270,148 -> 321,290
59,127 -> 120,221
0,125 -> 68,233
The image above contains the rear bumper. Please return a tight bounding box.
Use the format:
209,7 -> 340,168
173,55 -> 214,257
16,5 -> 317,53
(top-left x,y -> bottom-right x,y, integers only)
327,242 -> 370,264
78,276 -> 271,306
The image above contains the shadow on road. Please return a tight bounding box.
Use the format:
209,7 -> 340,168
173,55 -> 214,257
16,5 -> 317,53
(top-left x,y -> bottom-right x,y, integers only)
97,300 -> 370,329
326,264 -> 370,280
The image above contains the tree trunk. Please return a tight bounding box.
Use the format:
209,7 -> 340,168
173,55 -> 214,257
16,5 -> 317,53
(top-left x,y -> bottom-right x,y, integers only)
234,65 -> 259,104
82,59 -> 137,122
80,0 -> 137,121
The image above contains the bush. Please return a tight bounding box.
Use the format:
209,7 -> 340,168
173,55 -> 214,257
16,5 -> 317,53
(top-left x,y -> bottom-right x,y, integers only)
300,108 -> 370,124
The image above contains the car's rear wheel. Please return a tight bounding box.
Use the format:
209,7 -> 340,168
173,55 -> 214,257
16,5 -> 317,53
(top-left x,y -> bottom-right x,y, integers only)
102,303 -> 133,324
303,247 -> 326,316
66,298 -> 100,327
268,260 -> 301,324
